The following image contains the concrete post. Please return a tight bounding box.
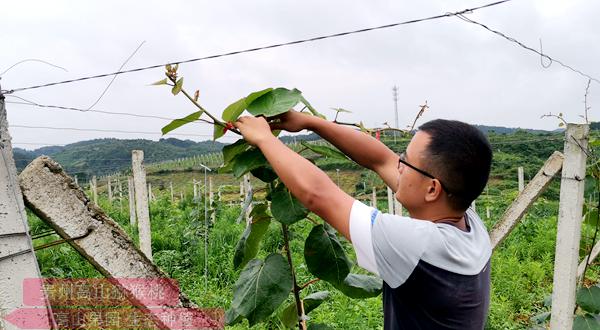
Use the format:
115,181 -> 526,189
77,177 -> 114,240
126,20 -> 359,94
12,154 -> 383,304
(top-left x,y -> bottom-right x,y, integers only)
0,89 -> 54,330
550,124 -> 589,330
518,166 -> 525,192
490,152 -> 563,249
371,187 -> 377,208
91,175 -> 98,204
387,187 -> 394,214
131,150 -> 152,261
127,177 -> 136,227
209,177 -> 215,223
108,177 -> 113,203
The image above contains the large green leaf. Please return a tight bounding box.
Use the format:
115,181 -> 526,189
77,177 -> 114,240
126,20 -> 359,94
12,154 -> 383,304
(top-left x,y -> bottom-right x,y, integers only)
577,286 -> 600,313
222,139 -> 249,165
222,88 -> 273,122
251,166 -> 278,183
247,88 -> 303,117
161,111 -> 203,135
233,205 -> 271,270
573,314 -> 600,330
232,148 -> 269,178
300,141 -> 348,160
280,291 -> 330,328
228,254 -> 293,326
333,273 -> 382,298
304,224 -> 352,285
270,183 -> 308,225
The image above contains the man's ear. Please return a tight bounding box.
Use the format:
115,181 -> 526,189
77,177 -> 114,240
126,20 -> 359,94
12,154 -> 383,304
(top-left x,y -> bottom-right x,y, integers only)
424,179 -> 443,202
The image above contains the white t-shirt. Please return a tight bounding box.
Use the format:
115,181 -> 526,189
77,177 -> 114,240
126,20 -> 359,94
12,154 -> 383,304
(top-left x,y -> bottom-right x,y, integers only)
348,200 -> 492,288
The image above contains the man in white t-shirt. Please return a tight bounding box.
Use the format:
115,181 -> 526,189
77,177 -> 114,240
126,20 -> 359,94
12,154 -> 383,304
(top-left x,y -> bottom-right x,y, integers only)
234,110 -> 493,329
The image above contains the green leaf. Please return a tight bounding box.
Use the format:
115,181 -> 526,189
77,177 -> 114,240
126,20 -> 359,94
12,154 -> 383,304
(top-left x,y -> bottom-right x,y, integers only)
300,141 -> 348,160
304,224 -> 352,285
577,286 -> 600,313
161,111 -> 202,135
270,182 -> 309,225
221,139 -> 250,169
247,88 -> 303,117
530,311 -> 551,324
171,77 -> 184,95
573,314 -> 600,330
222,88 -> 273,122
251,166 -> 278,183
151,78 -> 168,85
229,254 -> 293,326
300,95 -> 326,119
213,123 -> 227,141
225,308 -> 243,326
280,291 -> 330,328
233,206 -> 271,270
232,147 -> 269,178
333,273 -> 382,298
221,98 -> 246,122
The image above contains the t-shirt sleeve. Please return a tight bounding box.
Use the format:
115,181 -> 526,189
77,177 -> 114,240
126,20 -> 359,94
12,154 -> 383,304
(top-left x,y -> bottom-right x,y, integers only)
371,212 -> 435,288
349,200 -> 380,275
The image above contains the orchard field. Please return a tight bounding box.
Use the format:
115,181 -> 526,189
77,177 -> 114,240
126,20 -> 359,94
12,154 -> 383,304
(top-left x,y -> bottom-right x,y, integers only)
26,129 -> 600,329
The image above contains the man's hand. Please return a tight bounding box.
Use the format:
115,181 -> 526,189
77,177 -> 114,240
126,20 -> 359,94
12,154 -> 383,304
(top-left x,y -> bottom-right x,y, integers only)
269,110 -> 315,132
234,116 -> 275,146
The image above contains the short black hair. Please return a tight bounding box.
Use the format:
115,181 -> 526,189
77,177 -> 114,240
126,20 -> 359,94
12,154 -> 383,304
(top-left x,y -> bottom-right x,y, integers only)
418,119 -> 492,211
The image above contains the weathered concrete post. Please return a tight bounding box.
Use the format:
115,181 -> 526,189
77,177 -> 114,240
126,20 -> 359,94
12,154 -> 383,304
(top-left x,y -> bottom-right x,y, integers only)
490,151 -> 564,249
550,124 -> 589,330
148,183 -> 153,203
131,150 -> 152,261
108,177 -> 113,203
518,166 -> 525,192
170,181 -> 174,203
193,179 -> 198,200
371,187 -> 377,208
91,175 -> 98,204
387,187 -> 394,214
0,88 -> 54,330
394,198 -> 403,216
209,177 -> 215,223
127,176 -> 136,227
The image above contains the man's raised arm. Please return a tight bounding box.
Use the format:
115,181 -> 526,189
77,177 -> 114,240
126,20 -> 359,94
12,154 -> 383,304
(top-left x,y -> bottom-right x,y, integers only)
271,111 -> 400,191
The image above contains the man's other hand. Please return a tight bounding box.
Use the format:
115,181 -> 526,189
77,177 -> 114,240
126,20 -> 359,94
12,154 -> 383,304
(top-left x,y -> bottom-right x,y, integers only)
234,116 -> 274,146
269,110 -> 314,133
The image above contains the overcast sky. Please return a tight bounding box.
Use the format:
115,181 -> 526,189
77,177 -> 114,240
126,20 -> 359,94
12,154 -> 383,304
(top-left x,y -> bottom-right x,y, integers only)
1,0 -> 598,150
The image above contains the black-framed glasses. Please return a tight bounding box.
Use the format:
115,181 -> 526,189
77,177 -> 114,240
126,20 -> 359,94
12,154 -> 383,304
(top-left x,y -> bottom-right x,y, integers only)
398,152 -> 452,195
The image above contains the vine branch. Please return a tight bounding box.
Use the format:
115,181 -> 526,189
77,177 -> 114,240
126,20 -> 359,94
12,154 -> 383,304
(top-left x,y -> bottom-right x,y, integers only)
282,224 -> 307,330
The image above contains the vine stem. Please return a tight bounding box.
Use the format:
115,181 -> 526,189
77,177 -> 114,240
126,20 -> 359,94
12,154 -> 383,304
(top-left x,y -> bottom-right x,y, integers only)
167,75 -> 242,135
300,278 -> 320,290
282,224 -> 307,330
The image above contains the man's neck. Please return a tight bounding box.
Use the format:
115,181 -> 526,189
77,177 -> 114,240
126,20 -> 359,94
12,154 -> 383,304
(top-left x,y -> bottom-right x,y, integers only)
407,205 -> 467,231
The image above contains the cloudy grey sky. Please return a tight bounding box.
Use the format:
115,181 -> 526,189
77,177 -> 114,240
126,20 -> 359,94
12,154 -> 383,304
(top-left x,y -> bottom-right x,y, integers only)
1,0 -> 598,150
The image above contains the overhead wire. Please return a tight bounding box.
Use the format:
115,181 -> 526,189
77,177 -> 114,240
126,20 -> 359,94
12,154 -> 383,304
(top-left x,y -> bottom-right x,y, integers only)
454,14 -> 600,84
5,96 -> 211,125
2,0 -> 513,94
9,124 -> 235,138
